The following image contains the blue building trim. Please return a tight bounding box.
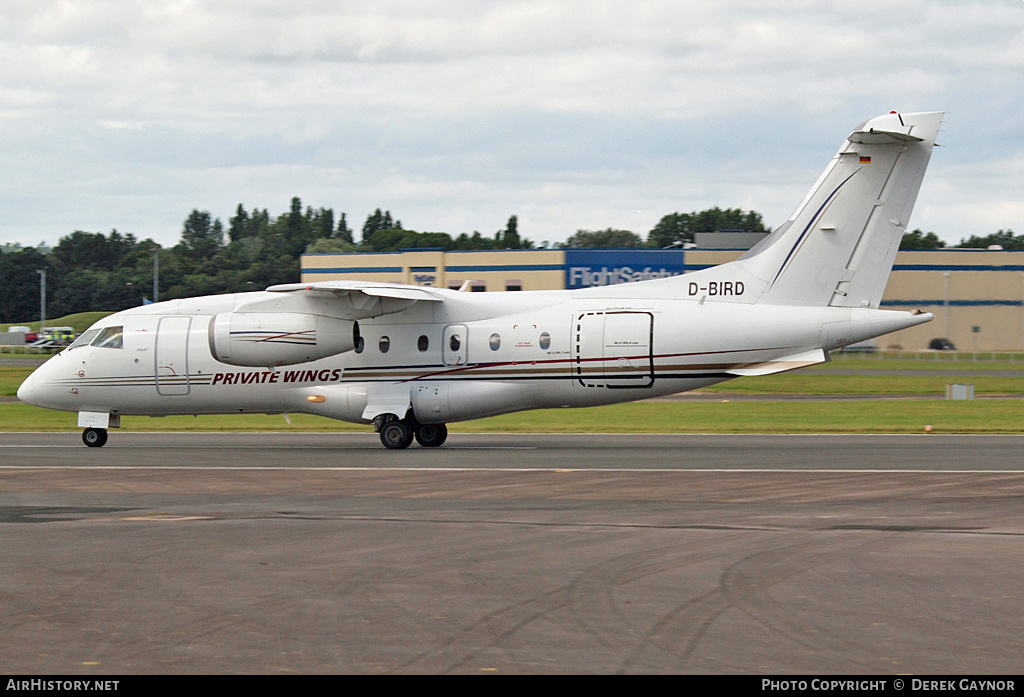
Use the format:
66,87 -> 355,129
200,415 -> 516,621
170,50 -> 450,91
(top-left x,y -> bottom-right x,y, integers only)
303,251 -> 404,257
303,267 -> 404,274
446,264 -> 564,272
881,300 -> 1024,307
893,265 -> 1024,272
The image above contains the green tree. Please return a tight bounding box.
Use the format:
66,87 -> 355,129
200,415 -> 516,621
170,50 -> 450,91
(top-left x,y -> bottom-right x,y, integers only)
498,215 -> 520,248
647,208 -> 767,248
306,237 -> 359,254
0,247 -> 51,324
361,209 -> 402,244
286,197 -> 308,255
490,214 -> 534,249
179,210 -> 223,259
48,268 -> 102,317
647,213 -> 693,248
957,229 -> 1024,250
248,208 -> 270,239
311,207 -> 334,243
228,204 -> 253,242
52,230 -> 133,270
334,212 -> 353,244
900,229 -> 946,249
452,231 -> 496,250
560,228 -> 644,248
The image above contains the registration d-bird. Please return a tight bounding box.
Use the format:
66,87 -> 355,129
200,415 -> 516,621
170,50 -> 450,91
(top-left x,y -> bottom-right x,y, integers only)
19,111 -> 943,449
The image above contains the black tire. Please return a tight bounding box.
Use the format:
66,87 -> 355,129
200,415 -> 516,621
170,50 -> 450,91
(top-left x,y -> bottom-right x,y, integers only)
380,420 -> 414,449
414,423 -> 448,448
82,428 -> 108,448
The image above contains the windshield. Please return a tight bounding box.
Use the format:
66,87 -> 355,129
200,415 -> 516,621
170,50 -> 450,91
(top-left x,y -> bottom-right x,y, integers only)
68,328 -> 100,350
92,326 -> 124,349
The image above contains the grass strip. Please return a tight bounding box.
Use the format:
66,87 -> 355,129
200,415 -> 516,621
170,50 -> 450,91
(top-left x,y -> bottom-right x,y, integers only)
2,399 -> 1022,435
6,364 -> 1024,398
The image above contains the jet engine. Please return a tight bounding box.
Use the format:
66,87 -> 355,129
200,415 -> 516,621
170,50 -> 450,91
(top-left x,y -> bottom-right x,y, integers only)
209,313 -> 359,367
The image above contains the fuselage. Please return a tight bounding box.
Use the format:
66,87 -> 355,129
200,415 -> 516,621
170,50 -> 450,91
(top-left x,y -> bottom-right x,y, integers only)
16,110 -> 944,449
17,281 -> 926,426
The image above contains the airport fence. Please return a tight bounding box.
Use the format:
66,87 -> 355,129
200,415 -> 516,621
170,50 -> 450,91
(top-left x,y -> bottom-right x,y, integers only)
838,349 -> 1024,363
0,346 -> 60,356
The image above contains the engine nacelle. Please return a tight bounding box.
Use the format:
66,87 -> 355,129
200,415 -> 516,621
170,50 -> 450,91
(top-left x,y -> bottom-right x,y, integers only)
209,312 -> 358,367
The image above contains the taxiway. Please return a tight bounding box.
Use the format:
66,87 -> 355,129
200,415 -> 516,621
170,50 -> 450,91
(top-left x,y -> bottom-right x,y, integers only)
1,433 -> 1022,674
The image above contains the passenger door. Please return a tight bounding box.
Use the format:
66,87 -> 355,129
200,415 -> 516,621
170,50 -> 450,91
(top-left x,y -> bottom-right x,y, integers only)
155,316 -> 191,396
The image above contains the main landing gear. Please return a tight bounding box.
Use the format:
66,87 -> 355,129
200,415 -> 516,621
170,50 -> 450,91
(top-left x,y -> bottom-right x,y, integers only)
82,427 -> 108,448
375,415 -> 448,450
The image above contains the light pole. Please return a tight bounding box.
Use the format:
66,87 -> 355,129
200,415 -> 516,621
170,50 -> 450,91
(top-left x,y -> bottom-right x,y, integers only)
36,269 -> 46,334
153,249 -> 159,303
943,272 -> 950,340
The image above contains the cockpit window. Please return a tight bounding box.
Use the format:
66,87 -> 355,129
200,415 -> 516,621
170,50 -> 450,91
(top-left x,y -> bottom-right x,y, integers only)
68,329 -> 100,350
91,326 -> 124,349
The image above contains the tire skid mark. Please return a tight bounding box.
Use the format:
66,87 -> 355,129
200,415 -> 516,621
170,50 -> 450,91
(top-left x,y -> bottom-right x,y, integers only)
89,530 -> 336,671
718,534 -> 898,670
618,586 -> 730,673
848,542 -> 1024,648
395,585 -> 567,673
564,539 -> 744,651
619,534 -> 894,673
396,538 -> 744,673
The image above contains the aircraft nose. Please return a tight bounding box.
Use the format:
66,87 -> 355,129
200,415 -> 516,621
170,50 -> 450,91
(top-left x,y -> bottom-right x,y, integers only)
17,372 -> 37,405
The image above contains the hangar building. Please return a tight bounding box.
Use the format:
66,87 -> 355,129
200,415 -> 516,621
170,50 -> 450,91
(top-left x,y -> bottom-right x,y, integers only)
301,248 -> 1024,352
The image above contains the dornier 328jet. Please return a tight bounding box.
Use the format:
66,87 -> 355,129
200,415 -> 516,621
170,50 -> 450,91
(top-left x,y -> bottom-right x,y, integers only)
19,111 -> 943,449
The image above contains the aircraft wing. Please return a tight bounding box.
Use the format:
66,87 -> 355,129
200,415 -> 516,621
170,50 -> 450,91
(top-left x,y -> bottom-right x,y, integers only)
265,280 -> 444,319
268,280 -> 444,301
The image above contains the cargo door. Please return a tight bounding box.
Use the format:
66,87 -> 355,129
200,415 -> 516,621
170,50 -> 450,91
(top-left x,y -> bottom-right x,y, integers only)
572,311 -> 654,389
602,311 -> 654,388
572,311 -> 607,388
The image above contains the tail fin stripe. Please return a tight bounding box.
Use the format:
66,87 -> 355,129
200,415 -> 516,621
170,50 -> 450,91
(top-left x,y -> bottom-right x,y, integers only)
771,168 -> 861,286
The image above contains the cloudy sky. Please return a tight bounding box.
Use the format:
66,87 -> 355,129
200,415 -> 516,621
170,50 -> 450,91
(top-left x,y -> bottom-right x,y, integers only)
2,0 -> 1022,250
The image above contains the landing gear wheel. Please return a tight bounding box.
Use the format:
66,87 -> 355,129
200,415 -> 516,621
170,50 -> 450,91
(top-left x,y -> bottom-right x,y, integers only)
414,423 -> 448,448
380,420 -> 414,449
82,427 -> 108,448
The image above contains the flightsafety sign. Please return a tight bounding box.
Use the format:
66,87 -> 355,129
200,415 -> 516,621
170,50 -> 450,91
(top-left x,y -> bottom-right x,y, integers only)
564,249 -> 686,289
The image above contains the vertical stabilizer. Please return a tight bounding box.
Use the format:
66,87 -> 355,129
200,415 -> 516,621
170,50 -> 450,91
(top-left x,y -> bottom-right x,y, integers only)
733,111 -> 943,308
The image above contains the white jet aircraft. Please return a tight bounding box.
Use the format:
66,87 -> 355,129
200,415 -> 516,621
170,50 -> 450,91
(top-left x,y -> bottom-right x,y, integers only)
18,111 -> 943,449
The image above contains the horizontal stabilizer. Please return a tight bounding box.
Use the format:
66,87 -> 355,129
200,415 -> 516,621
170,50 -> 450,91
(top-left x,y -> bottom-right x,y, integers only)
848,112 -> 927,144
725,348 -> 828,376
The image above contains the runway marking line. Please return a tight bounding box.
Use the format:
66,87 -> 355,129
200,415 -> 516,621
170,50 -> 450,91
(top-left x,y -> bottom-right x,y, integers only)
0,444 -> 536,450
1,465 -> 1023,474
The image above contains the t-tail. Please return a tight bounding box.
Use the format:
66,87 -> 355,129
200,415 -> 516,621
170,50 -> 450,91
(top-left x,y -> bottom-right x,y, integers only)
708,111 -> 944,309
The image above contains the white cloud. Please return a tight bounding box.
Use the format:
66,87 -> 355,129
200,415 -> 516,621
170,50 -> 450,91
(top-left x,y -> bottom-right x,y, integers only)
0,0 -> 1021,248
